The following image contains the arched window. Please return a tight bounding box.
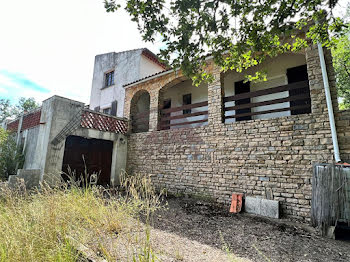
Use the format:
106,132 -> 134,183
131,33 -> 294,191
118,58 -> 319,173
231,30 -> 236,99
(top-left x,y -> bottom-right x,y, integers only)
130,90 -> 150,133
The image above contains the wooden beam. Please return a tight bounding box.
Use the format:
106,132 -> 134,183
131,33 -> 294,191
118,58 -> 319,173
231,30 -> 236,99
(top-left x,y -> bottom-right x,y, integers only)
223,80 -> 309,102
161,101 -> 208,114
161,111 -> 208,121
225,104 -> 310,119
224,93 -> 310,111
160,118 -> 208,129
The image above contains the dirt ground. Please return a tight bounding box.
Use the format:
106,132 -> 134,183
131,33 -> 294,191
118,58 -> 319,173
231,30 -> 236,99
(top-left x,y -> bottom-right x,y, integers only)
151,197 -> 350,262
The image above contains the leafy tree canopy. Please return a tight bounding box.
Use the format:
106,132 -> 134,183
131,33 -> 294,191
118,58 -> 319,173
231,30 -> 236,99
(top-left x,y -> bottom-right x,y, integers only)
0,97 -> 40,123
12,97 -> 40,118
105,0 -> 345,85
0,99 -> 12,123
332,4 -> 350,109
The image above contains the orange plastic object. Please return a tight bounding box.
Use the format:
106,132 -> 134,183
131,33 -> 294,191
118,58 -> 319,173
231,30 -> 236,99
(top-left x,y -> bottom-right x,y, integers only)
230,193 -> 243,213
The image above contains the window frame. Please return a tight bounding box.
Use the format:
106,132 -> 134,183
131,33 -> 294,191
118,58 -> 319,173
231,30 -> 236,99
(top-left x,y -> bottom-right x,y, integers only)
104,70 -> 115,87
103,107 -> 111,115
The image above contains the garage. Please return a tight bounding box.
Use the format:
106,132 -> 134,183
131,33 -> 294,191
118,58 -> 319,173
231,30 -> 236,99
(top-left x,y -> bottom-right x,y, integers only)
61,135 -> 113,186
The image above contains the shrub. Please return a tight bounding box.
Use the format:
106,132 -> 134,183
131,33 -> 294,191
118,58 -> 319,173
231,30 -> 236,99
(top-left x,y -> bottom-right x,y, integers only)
0,128 -> 25,180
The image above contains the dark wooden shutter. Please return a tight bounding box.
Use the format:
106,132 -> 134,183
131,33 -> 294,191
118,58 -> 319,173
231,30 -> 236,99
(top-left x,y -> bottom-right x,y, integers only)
162,99 -> 171,130
235,80 -> 251,121
111,100 -> 118,116
94,106 -> 100,112
287,65 -> 311,115
183,94 -> 192,114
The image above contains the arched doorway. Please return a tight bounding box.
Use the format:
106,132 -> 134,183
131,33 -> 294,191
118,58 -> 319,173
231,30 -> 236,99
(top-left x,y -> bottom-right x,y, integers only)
130,90 -> 151,133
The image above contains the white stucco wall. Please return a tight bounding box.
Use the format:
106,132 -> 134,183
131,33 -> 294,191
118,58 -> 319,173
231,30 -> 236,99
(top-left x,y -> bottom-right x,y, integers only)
223,53 -> 307,123
139,55 -> 165,79
89,49 -> 164,118
163,80 -> 208,128
22,126 -> 40,169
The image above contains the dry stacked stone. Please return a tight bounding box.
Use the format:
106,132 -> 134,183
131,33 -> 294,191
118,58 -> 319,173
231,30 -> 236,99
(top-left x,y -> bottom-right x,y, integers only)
124,46 -> 345,222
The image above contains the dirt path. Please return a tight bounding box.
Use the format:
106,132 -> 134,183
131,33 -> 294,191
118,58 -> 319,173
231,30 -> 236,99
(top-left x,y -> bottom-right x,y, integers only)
152,197 -> 350,262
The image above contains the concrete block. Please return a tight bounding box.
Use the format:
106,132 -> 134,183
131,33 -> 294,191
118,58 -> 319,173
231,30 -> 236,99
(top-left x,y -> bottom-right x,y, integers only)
245,196 -> 279,219
8,169 -> 41,190
245,196 -> 261,215
261,198 -> 279,219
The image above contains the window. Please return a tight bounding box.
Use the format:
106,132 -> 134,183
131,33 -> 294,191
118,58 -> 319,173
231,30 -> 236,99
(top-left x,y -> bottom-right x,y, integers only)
287,65 -> 311,115
183,94 -> 192,114
105,71 -> 114,87
234,80 -> 251,121
103,108 -> 111,114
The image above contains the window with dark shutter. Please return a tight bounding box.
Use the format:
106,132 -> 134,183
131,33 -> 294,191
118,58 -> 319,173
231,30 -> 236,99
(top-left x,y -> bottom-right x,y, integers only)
234,80 -> 251,121
287,65 -> 311,115
183,94 -> 192,114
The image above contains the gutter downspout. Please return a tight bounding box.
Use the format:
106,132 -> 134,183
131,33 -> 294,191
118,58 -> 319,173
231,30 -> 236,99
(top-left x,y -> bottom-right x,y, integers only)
317,43 -> 341,163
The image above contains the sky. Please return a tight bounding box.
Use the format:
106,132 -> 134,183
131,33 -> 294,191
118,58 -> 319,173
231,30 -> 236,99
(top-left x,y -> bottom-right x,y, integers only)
0,0 -> 163,105
0,0 -> 349,106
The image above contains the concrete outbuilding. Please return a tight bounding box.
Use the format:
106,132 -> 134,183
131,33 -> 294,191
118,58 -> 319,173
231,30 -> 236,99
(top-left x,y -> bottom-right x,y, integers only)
5,95 -> 128,188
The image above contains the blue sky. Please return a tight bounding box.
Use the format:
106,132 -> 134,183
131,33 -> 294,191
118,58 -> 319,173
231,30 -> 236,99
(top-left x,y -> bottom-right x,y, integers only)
0,70 -> 50,102
0,0 -> 163,105
0,0 -> 349,106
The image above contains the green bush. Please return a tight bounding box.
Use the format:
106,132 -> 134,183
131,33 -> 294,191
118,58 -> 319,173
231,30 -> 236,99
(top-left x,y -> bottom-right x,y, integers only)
0,128 -> 25,180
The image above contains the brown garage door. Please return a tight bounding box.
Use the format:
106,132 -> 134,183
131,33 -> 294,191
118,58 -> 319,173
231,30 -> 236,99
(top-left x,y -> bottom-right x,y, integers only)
62,135 -> 113,186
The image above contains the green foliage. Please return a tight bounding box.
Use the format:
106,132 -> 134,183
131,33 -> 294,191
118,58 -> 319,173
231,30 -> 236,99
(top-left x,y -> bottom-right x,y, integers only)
12,97 -> 40,118
104,0 -> 345,85
0,129 -> 25,180
0,97 -> 40,123
0,99 -> 11,123
332,6 -> 350,109
0,128 -> 7,146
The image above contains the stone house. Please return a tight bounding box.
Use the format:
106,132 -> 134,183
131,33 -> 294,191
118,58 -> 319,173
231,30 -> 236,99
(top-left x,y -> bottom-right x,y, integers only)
4,44 -> 350,222
123,46 -> 350,221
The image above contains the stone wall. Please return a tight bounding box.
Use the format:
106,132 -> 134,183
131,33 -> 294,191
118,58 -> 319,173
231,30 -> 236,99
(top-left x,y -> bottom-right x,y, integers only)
126,46 -> 339,221
336,109 -> 350,161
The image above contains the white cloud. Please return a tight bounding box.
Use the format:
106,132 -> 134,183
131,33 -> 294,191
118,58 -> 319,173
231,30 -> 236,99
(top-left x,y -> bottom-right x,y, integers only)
0,87 -> 8,95
0,0 -> 162,104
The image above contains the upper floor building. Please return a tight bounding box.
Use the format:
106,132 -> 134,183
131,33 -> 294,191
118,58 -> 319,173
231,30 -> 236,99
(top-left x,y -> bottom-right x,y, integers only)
89,48 -> 166,118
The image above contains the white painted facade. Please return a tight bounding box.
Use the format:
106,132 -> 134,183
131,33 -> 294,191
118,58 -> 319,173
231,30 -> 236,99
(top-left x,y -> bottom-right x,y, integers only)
89,49 -> 165,117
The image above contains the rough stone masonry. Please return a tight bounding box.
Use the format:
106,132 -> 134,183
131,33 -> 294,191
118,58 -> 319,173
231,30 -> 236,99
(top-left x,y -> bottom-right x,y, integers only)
125,45 -> 350,221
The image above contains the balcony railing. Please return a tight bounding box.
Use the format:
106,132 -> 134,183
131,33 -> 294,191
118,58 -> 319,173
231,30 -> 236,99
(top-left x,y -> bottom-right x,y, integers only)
159,101 -> 208,130
224,80 -> 311,122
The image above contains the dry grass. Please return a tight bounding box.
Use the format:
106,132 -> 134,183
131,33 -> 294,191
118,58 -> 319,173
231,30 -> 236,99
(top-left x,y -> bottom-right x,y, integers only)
0,174 -> 246,262
0,173 -> 162,262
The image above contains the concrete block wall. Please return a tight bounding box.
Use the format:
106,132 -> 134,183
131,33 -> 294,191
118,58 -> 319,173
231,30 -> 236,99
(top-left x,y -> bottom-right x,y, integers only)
125,46 -> 340,221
